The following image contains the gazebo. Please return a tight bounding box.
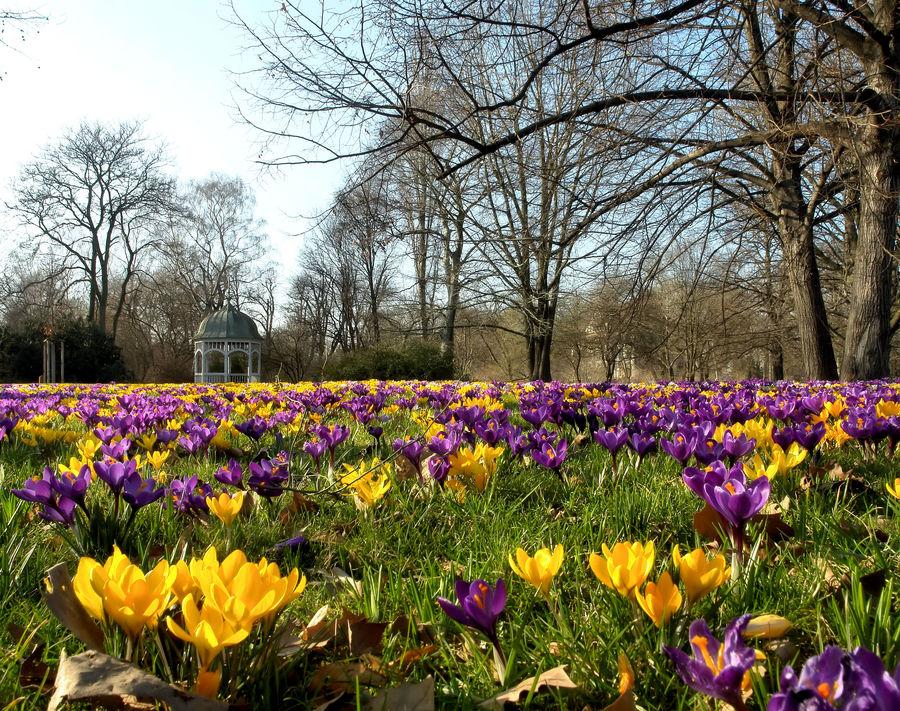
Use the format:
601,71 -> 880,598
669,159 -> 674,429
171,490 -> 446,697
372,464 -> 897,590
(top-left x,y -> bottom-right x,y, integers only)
193,304 -> 263,383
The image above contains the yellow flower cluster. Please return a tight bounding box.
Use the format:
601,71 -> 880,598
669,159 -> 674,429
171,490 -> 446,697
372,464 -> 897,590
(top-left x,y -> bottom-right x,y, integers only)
589,542 -> 731,627
341,457 -> 392,510
72,546 -> 305,697
446,443 -> 504,498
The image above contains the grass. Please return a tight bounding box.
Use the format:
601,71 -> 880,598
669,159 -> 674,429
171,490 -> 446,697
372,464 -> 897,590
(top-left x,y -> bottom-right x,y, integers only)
0,381 -> 897,710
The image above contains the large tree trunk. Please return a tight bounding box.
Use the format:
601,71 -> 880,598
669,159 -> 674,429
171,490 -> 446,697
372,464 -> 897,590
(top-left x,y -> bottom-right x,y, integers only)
780,226 -> 838,379
841,124 -> 899,379
841,51 -> 900,380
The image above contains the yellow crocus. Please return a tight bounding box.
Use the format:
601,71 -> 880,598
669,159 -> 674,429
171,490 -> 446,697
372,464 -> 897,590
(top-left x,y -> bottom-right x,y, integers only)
75,546 -> 176,641
887,478 -> 900,499
746,452 -> 778,481
135,432 -> 158,450
617,653 -> 635,695
743,614 -> 792,639
166,593 -> 249,697
448,447 -> 486,480
72,557 -> 105,621
146,450 -> 170,469
634,571 -> 682,627
341,458 -> 392,510
508,544 -> 564,595
589,541 -> 655,598
206,491 -> 244,527
672,545 -> 731,606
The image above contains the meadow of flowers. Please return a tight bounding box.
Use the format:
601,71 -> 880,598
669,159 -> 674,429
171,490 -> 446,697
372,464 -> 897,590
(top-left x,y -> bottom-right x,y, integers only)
0,378 -> 898,709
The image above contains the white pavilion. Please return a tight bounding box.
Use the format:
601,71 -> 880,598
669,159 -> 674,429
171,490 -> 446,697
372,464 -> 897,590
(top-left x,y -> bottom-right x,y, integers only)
193,304 -> 263,383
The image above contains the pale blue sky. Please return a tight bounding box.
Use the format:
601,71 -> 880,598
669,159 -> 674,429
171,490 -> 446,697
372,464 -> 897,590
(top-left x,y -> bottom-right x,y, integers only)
0,0 -> 341,285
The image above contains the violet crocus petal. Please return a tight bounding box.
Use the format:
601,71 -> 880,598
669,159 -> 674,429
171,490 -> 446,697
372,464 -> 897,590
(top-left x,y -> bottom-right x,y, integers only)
491,578 -> 507,617
850,647 -> 898,710
437,596 -> 472,628
454,579 -> 471,605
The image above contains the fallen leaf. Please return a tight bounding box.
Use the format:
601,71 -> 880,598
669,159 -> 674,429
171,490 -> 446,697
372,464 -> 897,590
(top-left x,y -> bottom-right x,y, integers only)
394,457 -> 418,481
17,639 -> 54,692
40,564 -> 105,653
693,503 -> 727,542
361,676 -> 435,711
308,661 -> 388,695
47,650 -> 228,711
601,688 -> 636,711
765,639 -> 798,664
322,567 -> 364,597
479,665 -> 578,709
394,646 -> 440,673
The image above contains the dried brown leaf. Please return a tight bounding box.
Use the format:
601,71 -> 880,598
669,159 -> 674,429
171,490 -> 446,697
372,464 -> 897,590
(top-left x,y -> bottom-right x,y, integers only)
601,688 -> 636,711
47,650 -> 228,711
41,564 -> 105,652
308,661 -> 389,695
361,676 -> 435,711
479,665 -> 578,709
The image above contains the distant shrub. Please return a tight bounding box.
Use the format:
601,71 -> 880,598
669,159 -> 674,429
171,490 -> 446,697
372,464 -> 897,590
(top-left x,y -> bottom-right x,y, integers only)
0,318 -> 132,383
322,340 -> 454,381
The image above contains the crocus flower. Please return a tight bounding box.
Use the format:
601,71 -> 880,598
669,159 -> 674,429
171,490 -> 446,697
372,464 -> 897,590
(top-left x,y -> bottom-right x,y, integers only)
672,545 -> 731,606
340,458 -> 392,510
428,455 -> 450,484
663,615 -> 757,710
74,545 -> 176,642
530,439 -> 567,472
589,540 -> 655,598
661,432 -> 698,465
743,614 -> 792,639
53,464 -> 91,508
886,478 -> 900,499
94,458 -> 138,498
121,471 -> 165,510
508,544 -> 564,596
437,578 -> 506,645
206,491 -> 245,527
12,469 -> 56,505
767,645 -> 900,711
635,571 -> 682,627
214,459 -> 244,488
165,592 -> 249,697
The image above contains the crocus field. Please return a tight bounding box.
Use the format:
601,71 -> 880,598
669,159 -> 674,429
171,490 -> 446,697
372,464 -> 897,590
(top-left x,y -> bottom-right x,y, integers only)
1,379 -> 899,710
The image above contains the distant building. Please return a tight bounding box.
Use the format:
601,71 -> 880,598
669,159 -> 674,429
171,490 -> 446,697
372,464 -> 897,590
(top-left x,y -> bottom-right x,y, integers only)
193,304 -> 262,383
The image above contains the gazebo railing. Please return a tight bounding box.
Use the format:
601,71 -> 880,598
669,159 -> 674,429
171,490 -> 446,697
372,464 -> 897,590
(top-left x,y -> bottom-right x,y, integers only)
197,373 -> 250,384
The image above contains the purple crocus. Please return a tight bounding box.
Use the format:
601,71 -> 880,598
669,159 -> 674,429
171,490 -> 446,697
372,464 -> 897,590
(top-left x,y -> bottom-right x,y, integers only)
214,459 -> 244,488
663,615 -> 756,711
767,645 -> 900,710
593,426 -> 629,471
94,458 -> 138,498
100,437 -> 132,461
121,471 -> 165,510
661,432 -> 698,466
683,461 -> 770,549
437,578 -> 506,647
12,469 -> 57,506
53,464 -> 91,507
627,432 -> 657,464
721,431 -> 756,464
530,439 -> 567,473
428,455 -> 450,485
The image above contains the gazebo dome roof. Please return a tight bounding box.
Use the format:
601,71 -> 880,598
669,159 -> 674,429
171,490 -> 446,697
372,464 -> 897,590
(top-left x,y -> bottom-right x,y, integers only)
194,304 -> 262,341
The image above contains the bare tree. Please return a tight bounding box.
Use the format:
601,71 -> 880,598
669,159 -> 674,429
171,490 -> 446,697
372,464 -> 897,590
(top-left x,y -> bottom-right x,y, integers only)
159,174 -> 269,315
12,121 -> 177,339
235,0 -> 900,378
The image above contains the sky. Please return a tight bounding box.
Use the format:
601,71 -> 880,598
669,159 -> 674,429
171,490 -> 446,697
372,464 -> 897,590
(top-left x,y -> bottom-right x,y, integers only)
0,0 -> 342,291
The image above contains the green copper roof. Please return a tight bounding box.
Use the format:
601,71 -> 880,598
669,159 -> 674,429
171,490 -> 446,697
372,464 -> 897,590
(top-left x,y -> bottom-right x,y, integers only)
194,304 -> 262,341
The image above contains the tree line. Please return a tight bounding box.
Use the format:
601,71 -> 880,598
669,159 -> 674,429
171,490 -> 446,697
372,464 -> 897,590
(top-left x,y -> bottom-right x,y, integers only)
6,0 -> 900,383
231,0 -> 900,382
